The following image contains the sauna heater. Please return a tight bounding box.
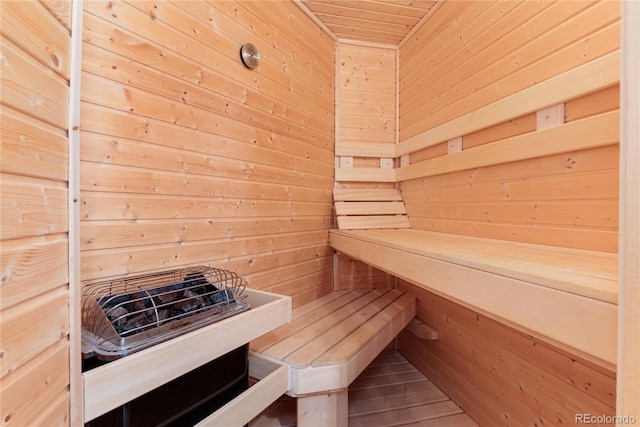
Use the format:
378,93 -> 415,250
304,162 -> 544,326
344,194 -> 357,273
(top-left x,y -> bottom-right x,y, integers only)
81,266 -> 251,427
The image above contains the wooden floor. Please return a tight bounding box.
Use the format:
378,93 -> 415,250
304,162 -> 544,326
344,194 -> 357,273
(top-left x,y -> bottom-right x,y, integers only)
250,349 -> 477,427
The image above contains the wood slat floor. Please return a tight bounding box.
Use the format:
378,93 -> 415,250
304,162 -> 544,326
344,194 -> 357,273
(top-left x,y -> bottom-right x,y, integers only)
250,349 -> 478,427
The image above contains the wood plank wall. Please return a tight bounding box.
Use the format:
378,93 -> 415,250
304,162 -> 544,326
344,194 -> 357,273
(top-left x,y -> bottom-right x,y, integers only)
396,2 -> 620,425
0,1 -> 73,425
334,41 -> 398,290
335,42 -> 396,180
79,0 -> 336,308
398,280 -> 616,427
399,0 -> 620,253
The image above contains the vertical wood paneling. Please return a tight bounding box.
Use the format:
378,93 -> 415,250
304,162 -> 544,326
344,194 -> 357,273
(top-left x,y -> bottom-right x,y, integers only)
618,0 -> 640,420
399,1 -> 620,252
0,1 -> 71,425
79,0 -> 336,307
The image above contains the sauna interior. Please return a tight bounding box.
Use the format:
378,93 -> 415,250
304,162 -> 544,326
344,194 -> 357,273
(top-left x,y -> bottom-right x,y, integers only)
1,0 -> 638,426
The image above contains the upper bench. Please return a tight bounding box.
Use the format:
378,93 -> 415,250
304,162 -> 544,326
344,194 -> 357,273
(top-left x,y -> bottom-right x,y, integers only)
331,181 -> 617,372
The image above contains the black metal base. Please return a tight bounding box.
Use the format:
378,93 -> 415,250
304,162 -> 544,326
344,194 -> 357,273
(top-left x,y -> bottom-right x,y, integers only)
85,344 -> 248,427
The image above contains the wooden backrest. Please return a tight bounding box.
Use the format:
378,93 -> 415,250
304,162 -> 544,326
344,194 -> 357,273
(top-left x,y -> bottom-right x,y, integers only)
333,188 -> 410,230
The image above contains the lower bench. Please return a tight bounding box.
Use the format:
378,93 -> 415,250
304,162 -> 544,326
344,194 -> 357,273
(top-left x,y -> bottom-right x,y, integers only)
250,288 -> 416,427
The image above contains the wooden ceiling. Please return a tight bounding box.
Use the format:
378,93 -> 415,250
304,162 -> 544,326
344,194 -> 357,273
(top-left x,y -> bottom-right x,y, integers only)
297,0 -> 439,46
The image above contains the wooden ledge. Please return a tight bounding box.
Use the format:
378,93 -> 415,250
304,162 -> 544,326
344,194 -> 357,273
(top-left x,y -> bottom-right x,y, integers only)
331,229 -> 617,303
330,229 -> 618,369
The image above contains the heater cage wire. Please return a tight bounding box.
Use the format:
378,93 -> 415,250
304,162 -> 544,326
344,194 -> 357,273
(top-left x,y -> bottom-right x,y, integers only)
81,266 -> 249,360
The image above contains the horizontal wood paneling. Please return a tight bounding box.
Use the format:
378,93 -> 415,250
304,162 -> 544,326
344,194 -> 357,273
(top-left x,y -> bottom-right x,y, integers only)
398,281 -> 616,427
0,36 -> 69,128
0,287 -> 70,379
399,1 -> 620,253
0,106 -> 69,181
0,1 -> 71,425
0,236 -> 68,311
400,1 -> 618,138
80,0 -> 336,306
1,174 -> 68,241
0,339 -> 70,427
0,0 -> 71,79
394,2 -> 621,425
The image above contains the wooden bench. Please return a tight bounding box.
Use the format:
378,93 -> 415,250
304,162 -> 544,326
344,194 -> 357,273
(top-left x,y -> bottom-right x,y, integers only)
330,188 -> 617,369
329,54 -> 620,370
250,288 -> 416,427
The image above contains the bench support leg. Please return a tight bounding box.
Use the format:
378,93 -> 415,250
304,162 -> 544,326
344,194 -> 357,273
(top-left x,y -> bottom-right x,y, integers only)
297,389 -> 348,427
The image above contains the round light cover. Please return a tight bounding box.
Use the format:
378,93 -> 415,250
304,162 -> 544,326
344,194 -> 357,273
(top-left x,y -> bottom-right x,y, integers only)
240,43 -> 260,69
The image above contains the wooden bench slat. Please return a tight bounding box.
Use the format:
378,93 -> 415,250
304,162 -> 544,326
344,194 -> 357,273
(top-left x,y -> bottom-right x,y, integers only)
336,215 -> 411,230
251,290 -> 367,353
335,167 -> 396,182
284,289 -> 406,367
333,188 -> 403,202
314,292 -> 416,367
335,201 -> 407,215
263,290 -> 386,363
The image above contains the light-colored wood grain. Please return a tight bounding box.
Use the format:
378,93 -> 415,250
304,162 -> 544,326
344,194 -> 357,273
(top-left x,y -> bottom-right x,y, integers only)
618,0 -> 640,421
336,215 -> 411,230
335,201 -> 406,216
0,287 -> 69,379
0,339 -> 69,427
335,166 -> 396,182
299,0 -> 436,45
313,293 -> 415,366
398,110 -> 619,181
400,1 -> 618,140
0,174 -> 68,241
537,104 -> 565,130
335,141 -> 396,158
0,236 -> 68,311
333,188 -> 403,202
398,283 -> 615,426
330,229 -> 617,369
251,289 -> 416,425
334,188 -> 410,230
39,0 -> 72,31
0,0 -> 70,79
406,317 -> 439,340
297,390 -> 348,427
332,229 -> 617,303
0,106 -> 69,181
398,51 -> 619,155
0,35 -> 69,128
0,3 -> 72,426
401,144 -> 619,252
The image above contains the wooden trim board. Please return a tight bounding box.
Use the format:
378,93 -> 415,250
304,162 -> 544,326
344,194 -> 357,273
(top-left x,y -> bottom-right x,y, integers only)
397,51 -> 620,156
617,0 -> 640,419
397,110 -> 619,181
